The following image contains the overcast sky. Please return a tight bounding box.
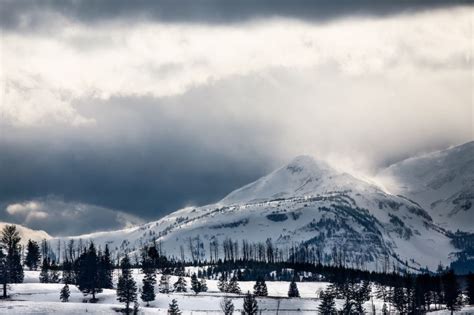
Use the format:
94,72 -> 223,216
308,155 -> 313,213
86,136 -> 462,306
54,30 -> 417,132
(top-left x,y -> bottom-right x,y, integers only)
0,1 -> 472,236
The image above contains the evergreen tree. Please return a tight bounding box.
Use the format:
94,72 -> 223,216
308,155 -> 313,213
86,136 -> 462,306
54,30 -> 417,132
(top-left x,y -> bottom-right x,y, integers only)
168,298 -> 181,315
62,260 -> 75,285
191,273 -> 201,294
352,281 -> 371,314
288,279 -> 300,297
392,285 -> 407,314
227,276 -> 241,294
159,274 -> 171,293
25,240 -> 41,271
217,274 -> 228,292
0,225 -> 24,288
243,291 -> 258,315
318,289 -> 337,315
0,249 -> 7,298
49,260 -> 61,283
442,270 -> 463,314
98,245 -> 113,289
173,275 -> 187,292
200,278 -> 208,292
467,273 -> 474,305
220,296 -> 234,315
117,255 -> 138,314
39,258 -> 50,283
60,284 -> 70,302
253,276 -> 268,296
141,276 -> 155,306
140,254 -> 156,306
77,242 -> 102,302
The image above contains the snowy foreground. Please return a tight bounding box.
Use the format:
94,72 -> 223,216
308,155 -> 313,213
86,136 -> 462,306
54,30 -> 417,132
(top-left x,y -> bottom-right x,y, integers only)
0,271 -> 473,314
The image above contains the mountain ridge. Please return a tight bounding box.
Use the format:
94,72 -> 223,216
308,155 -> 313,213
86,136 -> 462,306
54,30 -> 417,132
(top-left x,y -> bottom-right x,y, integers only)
377,141 -> 474,233
4,142 -> 473,272
51,151 -> 462,271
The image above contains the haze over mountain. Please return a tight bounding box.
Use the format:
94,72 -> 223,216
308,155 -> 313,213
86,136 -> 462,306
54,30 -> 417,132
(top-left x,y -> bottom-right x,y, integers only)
377,141 -> 474,233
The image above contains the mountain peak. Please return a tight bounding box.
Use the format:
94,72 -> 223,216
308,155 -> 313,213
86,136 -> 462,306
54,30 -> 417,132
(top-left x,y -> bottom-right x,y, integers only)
220,155 -> 342,205
286,155 -> 331,174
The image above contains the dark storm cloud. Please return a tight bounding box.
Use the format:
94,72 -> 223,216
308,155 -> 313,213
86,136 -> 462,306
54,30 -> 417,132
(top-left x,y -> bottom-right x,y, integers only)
0,89 -> 276,223
1,0 -> 468,31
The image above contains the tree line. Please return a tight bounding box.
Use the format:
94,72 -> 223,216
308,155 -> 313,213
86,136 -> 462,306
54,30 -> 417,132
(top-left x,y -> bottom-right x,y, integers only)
2,224 -> 474,314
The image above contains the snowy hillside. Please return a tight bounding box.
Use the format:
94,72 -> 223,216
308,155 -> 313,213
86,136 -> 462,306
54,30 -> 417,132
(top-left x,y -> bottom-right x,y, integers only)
377,141 -> 474,233
0,222 -> 51,245
59,155 -> 458,271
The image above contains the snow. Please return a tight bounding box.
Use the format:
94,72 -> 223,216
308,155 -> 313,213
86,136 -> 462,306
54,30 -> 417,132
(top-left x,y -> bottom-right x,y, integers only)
377,141 -> 474,233
0,271 -> 388,314
2,271 -> 473,314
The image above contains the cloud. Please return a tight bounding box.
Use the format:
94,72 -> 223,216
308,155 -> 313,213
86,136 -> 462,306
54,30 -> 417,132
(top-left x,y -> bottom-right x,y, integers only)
6,201 -> 48,222
1,0 -> 463,31
3,77 -> 94,127
1,7 -> 471,127
3,198 -> 144,236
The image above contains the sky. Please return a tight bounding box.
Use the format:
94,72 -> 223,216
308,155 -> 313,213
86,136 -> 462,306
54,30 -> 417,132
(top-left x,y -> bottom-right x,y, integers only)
0,1 -> 472,236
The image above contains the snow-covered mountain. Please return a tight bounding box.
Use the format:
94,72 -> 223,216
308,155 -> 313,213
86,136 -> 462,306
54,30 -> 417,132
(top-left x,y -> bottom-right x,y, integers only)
377,141 -> 474,233
58,154 -> 459,271
0,222 -> 51,245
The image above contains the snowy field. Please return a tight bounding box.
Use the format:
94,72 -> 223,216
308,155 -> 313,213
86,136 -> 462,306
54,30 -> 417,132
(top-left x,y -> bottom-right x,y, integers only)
0,271 -> 473,314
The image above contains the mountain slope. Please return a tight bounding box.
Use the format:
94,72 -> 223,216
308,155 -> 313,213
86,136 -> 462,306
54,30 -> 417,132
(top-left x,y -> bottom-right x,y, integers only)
61,155 -> 457,271
377,141 -> 474,233
0,222 -> 51,245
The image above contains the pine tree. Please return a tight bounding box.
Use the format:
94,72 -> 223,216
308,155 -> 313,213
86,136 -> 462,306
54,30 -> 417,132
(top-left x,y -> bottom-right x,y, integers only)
117,255 -> 138,314
217,274 -> 228,292
49,260 -> 61,283
253,276 -> 268,296
77,242 -> 102,302
200,278 -> 208,292
140,255 -> 156,306
220,296 -> 234,315
62,260 -> 75,285
0,249 -> 7,298
60,284 -> 70,302
243,291 -> 258,315
25,240 -> 41,271
288,279 -> 300,297
168,298 -> 181,315
141,276 -> 155,306
0,225 -> 24,289
173,276 -> 187,292
318,289 -> 337,314
39,258 -> 50,283
191,273 -> 201,294
392,285 -> 406,314
467,272 -> 474,305
227,276 -> 241,294
442,270 -> 463,314
98,245 -> 113,289
353,281 -> 371,314
159,274 -> 171,293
